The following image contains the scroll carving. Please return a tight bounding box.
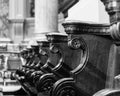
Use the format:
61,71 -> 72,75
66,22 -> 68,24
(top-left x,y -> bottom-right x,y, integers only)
68,37 -> 89,76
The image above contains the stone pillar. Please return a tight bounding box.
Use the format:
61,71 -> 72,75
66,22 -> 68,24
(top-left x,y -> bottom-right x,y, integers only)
58,12 -> 66,34
35,0 -> 58,41
24,18 -> 35,43
9,0 -> 27,43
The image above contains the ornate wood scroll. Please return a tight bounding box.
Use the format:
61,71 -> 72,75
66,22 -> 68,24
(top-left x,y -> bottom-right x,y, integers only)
50,21 -> 115,96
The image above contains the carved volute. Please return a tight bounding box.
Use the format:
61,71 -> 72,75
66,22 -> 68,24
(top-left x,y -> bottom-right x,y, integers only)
37,40 -> 60,72
49,21 -> 120,96
37,40 -> 51,66
46,33 -> 73,76
33,34 -> 70,93
46,33 -> 68,68
14,49 -> 38,96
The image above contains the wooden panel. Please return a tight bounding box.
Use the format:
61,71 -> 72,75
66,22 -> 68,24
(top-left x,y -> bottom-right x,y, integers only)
62,21 -> 113,95
75,35 -> 112,95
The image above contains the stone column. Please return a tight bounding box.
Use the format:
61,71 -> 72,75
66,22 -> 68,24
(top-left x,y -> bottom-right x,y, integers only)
35,0 -> 58,41
58,12 -> 66,34
9,0 -> 27,43
24,18 -> 35,43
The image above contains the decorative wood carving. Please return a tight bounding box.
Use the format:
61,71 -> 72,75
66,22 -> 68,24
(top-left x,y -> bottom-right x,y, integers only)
101,0 -> 120,23
35,34 -> 72,93
68,37 -> 88,76
93,1 -> 120,94
45,32 -> 89,96
36,73 -> 56,92
93,89 -> 120,96
15,48 -> 38,96
50,21 -> 114,96
110,22 -> 120,41
51,78 -> 77,96
63,21 -> 110,36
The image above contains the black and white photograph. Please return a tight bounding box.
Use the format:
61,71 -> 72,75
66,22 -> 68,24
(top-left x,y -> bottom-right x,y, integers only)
0,0 -> 119,96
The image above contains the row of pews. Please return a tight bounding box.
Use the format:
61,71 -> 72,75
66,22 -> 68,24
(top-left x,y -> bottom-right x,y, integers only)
12,20 -> 120,96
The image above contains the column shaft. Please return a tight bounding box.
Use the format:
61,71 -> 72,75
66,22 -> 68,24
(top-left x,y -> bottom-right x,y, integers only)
9,0 -> 27,43
35,0 -> 58,40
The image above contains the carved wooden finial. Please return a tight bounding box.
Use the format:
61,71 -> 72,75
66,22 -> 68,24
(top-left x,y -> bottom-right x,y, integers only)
110,22 -> 120,41
101,0 -> 120,24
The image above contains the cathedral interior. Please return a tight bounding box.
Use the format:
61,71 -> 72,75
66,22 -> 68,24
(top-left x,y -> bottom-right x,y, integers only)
0,0 -> 120,96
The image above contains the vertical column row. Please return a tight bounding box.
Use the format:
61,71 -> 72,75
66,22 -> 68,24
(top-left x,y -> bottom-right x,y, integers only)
9,0 -> 27,43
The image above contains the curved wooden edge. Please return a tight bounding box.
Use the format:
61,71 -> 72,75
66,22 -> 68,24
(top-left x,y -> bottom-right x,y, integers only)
93,89 -> 120,96
110,22 -> 120,41
15,75 -> 37,95
39,73 -> 56,83
36,73 -> 56,92
70,37 -> 89,76
50,77 -> 75,96
51,77 -> 91,96
50,44 -> 72,78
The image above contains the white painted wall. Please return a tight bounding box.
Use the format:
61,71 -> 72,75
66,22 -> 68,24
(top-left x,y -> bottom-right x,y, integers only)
66,0 -> 110,24
98,0 -> 109,24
